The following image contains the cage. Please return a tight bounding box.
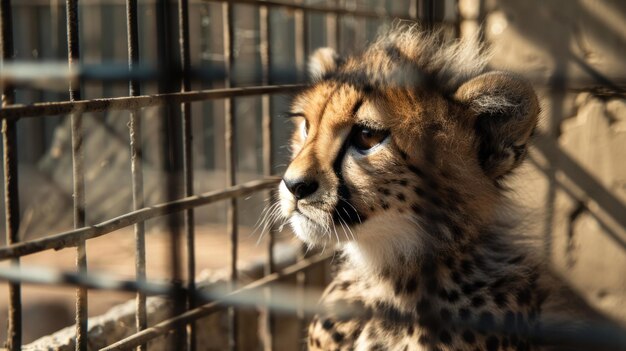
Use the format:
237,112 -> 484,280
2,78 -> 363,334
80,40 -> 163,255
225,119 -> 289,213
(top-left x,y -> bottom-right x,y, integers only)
0,0 -> 625,350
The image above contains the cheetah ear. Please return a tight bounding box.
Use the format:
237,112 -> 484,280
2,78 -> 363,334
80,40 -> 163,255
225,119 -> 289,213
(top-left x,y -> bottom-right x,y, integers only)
308,47 -> 343,82
454,71 -> 540,179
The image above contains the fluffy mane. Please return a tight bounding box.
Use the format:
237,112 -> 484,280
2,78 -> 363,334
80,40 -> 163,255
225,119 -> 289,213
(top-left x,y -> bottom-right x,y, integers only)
335,23 -> 490,94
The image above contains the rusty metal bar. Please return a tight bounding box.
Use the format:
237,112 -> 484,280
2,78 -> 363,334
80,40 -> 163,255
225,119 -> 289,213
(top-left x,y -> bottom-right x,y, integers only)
293,1 -> 309,348
99,253 -> 332,351
204,0 -> 413,20
335,0 -> 342,52
324,1 -> 337,50
0,178 -> 280,260
155,1 -> 187,346
124,0 -> 147,350
258,3 -> 275,350
177,0 -> 197,349
0,84 -> 303,120
409,0 -> 419,19
1,1 -> 21,349
222,2 -> 238,350
65,1 -> 88,350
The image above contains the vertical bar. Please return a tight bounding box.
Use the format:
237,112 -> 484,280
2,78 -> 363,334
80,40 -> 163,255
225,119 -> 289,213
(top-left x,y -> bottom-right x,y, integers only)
65,1 -> 88,350
222,3 -> 238,350
125,1 -> 147,350
258,4 -> 274,350
420,0 -> 435,29
293,2 -> 309,349
155,0 -> 185,348
335,0 -> 342,52
326,0 -> 338,50
178,0 -> 196,350
294,0 -> 308,81
1,2 -> 21,350
409,0 -> 419,20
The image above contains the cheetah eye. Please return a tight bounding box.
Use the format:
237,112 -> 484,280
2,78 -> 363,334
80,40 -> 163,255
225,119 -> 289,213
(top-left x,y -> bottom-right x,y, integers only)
350,125 -> 389,153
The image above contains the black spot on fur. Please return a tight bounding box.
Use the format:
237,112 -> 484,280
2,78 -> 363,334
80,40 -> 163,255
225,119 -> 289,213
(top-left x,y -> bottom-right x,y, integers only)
322,319 -> 335,330
425,277 -> 438,294
378,187 -> 391,196
459,308 -> 471,321
462,282 -> 477,295
517,341 -> 529,351
414,186 -> 426,197
516,288 -> 532,306
331,332 -> 344,343
440,308 -> 452,322
451,272 -> 462,285
486,336 -> 500,351
416,299 -> 430,316
408,165 -> 425,178
494,292 -> 508,307
439,330 -> 452,344
396,193 -> 406,201
471,296 -> 486,308
502,337 -> 510,349
411,203 -> 423,214
375,301 -> 412,326
382,202 -> 390,210
462,330 -> 476,344
460,260 -> 474,275
447,289 -> 460,302
405,277 -> 417,293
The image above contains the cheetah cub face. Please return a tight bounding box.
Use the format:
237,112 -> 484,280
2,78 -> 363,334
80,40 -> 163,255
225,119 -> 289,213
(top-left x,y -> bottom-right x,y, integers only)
279,29 -> 539,263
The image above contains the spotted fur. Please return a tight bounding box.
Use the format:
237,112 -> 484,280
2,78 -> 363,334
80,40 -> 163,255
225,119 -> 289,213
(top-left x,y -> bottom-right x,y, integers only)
277,24 -> 621,351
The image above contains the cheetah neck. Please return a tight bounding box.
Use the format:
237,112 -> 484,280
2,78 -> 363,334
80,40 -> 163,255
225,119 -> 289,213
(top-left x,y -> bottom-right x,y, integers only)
341,222 -> 537,303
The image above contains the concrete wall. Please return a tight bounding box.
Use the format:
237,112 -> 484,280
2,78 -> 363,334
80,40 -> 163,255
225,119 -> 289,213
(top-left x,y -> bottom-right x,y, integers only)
461,0 -> 626,322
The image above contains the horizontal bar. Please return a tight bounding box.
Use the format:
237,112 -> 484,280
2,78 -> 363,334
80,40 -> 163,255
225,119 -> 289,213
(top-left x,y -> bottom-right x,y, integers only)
203,0 -> 413,20
0,84 -> 303,120
99,253 -> 332,351
0,177 -> 280,260
3,254 -> 625,351
10,0 -> 417,20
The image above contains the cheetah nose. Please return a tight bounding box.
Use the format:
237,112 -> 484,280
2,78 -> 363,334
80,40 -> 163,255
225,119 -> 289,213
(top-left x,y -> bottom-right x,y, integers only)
283,177 -> 319,200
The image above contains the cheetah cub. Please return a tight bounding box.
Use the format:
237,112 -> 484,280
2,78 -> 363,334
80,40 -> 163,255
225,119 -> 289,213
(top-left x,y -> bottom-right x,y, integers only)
278,25 -> 619,351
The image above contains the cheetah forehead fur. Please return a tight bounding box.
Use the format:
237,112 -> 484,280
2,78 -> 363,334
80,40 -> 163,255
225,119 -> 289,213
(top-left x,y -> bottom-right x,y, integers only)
277,24 -> 618,351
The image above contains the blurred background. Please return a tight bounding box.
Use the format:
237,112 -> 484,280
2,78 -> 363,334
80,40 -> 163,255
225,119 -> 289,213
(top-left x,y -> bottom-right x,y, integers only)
0,0 -> 624,349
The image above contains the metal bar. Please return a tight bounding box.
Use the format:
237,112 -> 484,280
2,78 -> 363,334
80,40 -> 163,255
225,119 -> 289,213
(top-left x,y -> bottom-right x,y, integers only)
293,1 -> 308,349
1,1 -> 21,349
124,0 -> 147,350
258,3 -> 274,350
0,177 -> 280,260
65,1 -> 88,350
100,253 -> 333,351
294,0 -> 308,81
204,0 -> 413,20
409,0 -> 418,19
177,0 -> 197,349
222,2 -> 238,350
0,84 -> 303,120
335,0 -> 342,52
325,0 -> 338,50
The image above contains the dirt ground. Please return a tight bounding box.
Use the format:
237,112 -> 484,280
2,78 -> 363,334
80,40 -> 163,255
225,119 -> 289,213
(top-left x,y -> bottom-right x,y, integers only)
0,223 -> 295,344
